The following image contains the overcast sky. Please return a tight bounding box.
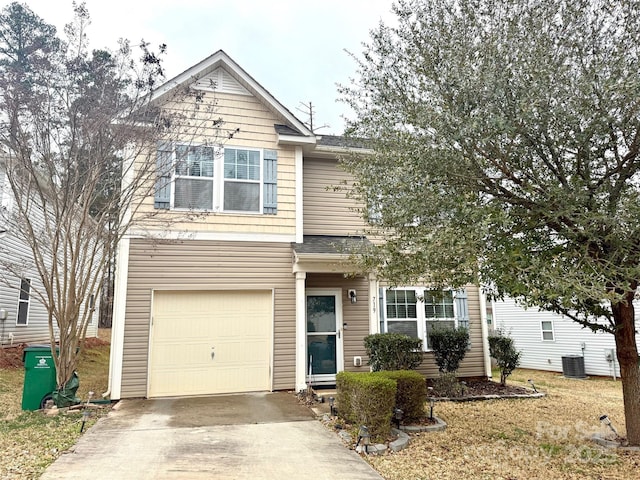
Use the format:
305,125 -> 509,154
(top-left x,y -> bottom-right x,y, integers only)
9,0 -> 397,134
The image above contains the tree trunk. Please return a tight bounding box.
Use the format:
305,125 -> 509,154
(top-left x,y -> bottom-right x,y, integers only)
611,290 -> 640,446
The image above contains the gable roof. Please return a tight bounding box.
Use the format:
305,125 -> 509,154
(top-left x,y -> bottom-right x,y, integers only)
151,50 -> 314,141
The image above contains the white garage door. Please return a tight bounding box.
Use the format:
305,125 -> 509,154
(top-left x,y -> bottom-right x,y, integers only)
148,290 -> 272,397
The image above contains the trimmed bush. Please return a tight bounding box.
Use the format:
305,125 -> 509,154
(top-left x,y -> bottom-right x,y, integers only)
364,333 -> 424,371
488,332 -> 522,386
376,370 -> 427,423
336,371 -> 397,440
429,327 -> 469,373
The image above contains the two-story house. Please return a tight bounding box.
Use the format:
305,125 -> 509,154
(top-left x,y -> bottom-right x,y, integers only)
107,50 -> 491,400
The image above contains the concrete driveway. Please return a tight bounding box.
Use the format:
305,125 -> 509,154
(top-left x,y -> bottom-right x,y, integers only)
40,392 -> 383,480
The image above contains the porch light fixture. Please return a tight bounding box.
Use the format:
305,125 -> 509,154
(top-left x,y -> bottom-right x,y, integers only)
599,415 -> 620,438
348,289 -> 357,303
356,425 -> 370,453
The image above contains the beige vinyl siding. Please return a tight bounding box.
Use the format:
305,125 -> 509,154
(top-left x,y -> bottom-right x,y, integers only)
303,157 -> 367,236
416,284 -> 486,379
120,239 -> 295,398
306,273 -> 370,372
134,92 -> 297,235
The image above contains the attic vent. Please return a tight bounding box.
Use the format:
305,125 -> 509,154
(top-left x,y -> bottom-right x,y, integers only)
561,355 -> 586,379
193,68 -> 250,96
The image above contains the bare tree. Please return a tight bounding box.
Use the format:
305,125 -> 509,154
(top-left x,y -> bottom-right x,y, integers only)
0,2 -> 223,397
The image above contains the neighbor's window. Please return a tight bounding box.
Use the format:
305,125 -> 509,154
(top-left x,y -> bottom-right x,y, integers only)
541,320 -> 554,341
174,145 -> 215,210
223,148 -> 261,212
424,290 -> 456,349
16,278 -> 31,325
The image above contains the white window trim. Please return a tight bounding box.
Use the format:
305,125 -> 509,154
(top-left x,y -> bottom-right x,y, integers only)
16,278 -> 31,326
540,319 -> 555,341
168,144 -> 263,214
221,146 -> 263,214
382,287 -> 459,351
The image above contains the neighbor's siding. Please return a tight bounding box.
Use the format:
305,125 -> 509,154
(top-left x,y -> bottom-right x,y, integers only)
0,171 -> 98,345
120,239 -> 295,398
493,297 -> 640,377
306,273 -> 370,372
303,157 -> 366,236
134,91 -> 297,236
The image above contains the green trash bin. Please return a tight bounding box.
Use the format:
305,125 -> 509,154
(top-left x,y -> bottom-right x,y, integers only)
22,344 -> 58,410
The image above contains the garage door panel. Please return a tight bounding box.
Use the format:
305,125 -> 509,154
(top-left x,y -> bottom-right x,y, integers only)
148,290 -> 272,397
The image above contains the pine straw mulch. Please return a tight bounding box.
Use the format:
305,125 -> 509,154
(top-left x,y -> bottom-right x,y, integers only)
0,336 -> 110,369
366,369 -> 639,480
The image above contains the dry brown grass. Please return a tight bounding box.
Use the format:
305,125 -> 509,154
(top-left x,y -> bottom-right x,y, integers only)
0,330 -> 111,479
367,369 -> 639,480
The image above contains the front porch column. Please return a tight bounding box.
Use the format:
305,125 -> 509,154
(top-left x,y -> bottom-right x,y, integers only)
295,271 -> 307,391
369,273 -> 379,334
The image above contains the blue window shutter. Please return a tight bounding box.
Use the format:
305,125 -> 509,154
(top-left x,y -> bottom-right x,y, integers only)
263,149 -> 277,214
455,288 -> 471,347
155,142 -> 172,209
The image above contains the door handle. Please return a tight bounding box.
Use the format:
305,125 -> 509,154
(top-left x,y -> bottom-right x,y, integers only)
337,330 -> 341,339
211,346 -> 215,360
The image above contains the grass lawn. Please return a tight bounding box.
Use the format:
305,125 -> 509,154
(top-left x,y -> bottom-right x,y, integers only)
0,333 -> 111,480
367,368 -> 640,480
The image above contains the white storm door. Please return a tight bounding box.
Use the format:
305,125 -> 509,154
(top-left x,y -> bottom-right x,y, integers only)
306,289 -> 343,383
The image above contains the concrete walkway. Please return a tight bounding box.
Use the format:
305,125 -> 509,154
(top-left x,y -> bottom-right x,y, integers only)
40,392 -> 383,480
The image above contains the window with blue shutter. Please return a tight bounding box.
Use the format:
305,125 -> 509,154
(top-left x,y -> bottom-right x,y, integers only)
154,144 -> 278,214
263,149 -> 277,214
379,287 -> 471,351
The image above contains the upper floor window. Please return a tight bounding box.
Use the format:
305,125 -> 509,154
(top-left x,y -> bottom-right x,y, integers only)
380,287 -> 469,351
155,143 -> 277,215
16,278 -> 31,325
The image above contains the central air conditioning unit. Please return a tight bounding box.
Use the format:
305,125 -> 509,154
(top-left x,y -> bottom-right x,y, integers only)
561,355 -> 586,379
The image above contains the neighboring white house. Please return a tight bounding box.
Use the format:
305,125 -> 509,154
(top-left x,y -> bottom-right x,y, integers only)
493,297 -> 640,379
0,166 -> 98,346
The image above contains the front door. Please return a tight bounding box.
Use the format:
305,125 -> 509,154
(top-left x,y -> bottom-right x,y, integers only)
306,289 -> 343,384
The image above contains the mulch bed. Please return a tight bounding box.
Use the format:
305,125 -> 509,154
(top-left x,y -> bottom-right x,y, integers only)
0,337 -> 110,369
457,380 -> 533,396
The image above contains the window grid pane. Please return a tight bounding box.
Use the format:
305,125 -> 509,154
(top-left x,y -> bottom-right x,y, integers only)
385,289 -> 418,319
224,149 -> 260,181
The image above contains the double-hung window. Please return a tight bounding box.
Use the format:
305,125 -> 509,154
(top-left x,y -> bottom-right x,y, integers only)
223,148 -> 260,212
174,145 -> 215,210
541,320 -> 554,341
380,287 -> 469,351
424,290 -> 456,349
155,143 -> 277,214
16,278 -> 31,325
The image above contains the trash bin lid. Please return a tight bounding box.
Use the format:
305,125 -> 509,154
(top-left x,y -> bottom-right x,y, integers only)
24,344 -> 53,350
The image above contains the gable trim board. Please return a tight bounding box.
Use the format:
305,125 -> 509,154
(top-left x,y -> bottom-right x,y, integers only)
151,50 -> 314,142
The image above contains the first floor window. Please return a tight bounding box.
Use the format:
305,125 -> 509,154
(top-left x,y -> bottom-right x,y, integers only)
381,287 -> 468,351
424,290 -> 456,349
16,278 -> 31,325
541,320 -> 554,341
